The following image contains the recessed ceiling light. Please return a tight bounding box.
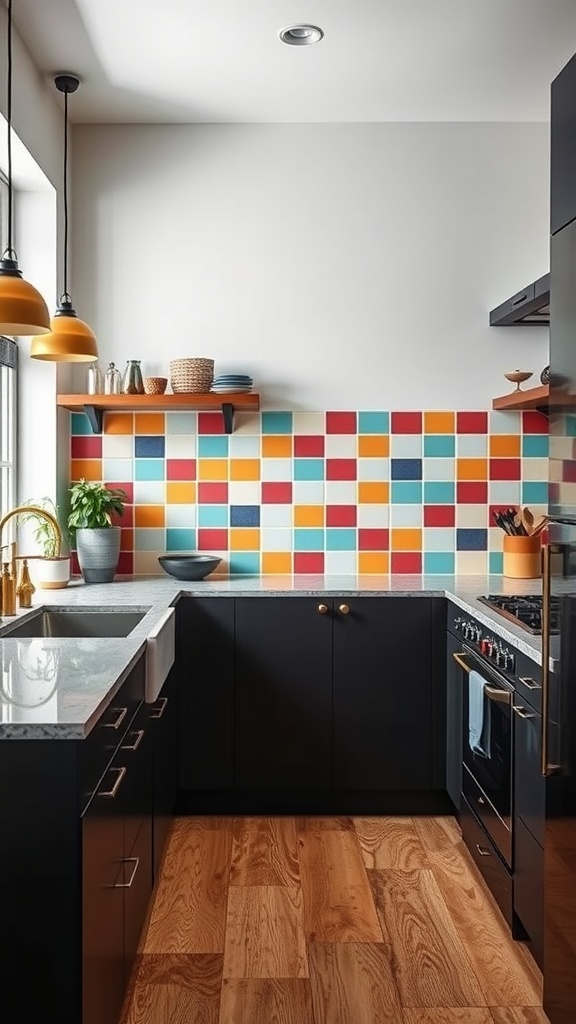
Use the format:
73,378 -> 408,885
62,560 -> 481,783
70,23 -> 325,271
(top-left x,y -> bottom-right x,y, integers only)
279,25 -> 324,46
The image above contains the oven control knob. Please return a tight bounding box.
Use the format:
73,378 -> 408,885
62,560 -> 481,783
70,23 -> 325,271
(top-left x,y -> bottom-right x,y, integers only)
454,617 -> 462,631
475,626 -> 482,642
480,638 -> 490,655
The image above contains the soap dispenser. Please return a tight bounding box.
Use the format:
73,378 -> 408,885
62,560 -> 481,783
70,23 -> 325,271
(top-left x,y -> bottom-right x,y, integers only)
1,561 -> 16,616
16,558 -> 35,609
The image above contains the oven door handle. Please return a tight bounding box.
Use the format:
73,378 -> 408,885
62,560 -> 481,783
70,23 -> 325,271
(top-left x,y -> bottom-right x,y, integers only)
453,652 -> 472,673
453,652 -> 512,704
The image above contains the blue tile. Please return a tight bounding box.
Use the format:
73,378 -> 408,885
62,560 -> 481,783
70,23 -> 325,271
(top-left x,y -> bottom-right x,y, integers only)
522,435 -> 548,457
521,481 -> 549,505
294,528 -> 324,551
358,411 -> 389,434
457,528 -> 488,551
229,552 -> 261,575
135,435 -> 165,458
198,435 -> 229,458
262,411 -> 293,434
424,481 -> 455,504
566,416 -> 576,438
326,528 -> 357,551
391,458 -> 422,480
424,435 -> 455,457
391,481 -> 422,504
198,505 -> 228,527
135,459 -> 165,481
294,458 -> 324,481
166,528 -> 196,551
424,551 -> 455,574
489,550 -> 504,574
71,412 -> 93,436
230,505 -> 260,527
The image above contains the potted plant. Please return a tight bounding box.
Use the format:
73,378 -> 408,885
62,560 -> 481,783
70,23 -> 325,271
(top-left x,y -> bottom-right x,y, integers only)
67,479 -> 127,584
20,497 -> 71,590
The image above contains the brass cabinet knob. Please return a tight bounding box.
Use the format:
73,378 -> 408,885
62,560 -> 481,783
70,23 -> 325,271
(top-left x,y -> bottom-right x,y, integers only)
318,603 -> 328,614
339,603 -> 350,615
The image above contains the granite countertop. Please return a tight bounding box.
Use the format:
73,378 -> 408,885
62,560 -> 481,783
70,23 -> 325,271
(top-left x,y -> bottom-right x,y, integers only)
0,573 -> 562,740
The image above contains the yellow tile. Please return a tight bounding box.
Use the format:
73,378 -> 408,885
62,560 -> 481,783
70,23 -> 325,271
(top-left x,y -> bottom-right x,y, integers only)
135,413 -> 165,435
198,458 -> 228,481
424,411 -> 455,434
230,528 -> 260,551
230,459 -> 260,481
294,504 -> 324,527
489,434 -> 521,457
262,552 -> 292,574
166,482 -> 196,504
262,435 -> 292,458
391,528 -> 422,551
70,459 -> 102,482
134,505 -> 165,528
104,412 -> 134,434
457,458 -> 488,481
359,552 -> 389,574
358,435 -> 389,458
358,481 -> 389,504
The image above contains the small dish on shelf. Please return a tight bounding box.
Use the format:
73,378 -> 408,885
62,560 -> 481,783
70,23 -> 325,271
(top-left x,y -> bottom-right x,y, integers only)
504,370 -> 533,392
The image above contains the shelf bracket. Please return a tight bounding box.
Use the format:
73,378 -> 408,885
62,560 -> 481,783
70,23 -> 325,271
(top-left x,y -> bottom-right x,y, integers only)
222,402 -> 234,434
83,404 -> 103,434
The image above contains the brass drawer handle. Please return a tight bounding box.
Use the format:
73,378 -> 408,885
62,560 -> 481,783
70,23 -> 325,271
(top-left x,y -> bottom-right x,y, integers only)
476,844 -> 491,857
318,604 -> 328,615
98,766 -> 127,799
114,857 -> 140,889
122,729 -> 144,751
149,696 -> 168,719
339,603 -> 350,615
102,706 -> 128,730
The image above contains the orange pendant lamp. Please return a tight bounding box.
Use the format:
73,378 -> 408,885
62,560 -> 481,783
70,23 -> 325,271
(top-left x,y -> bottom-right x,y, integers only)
0,0 -> 50,336
31,74 -> 97,361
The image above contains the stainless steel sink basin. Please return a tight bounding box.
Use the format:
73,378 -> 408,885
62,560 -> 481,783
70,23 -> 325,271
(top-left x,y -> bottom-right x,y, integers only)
0,607 -> 148,639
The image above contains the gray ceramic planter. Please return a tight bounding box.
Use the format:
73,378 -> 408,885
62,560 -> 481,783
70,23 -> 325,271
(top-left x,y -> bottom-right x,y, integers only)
75,527 -> 121,584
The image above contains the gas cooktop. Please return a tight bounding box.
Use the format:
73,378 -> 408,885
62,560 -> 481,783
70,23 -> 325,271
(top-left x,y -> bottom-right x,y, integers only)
477,594 -> 560,635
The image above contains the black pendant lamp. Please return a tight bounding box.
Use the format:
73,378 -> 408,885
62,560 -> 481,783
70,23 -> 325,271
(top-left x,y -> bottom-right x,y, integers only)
0,0 -> 50,335
31,74 -> 98,361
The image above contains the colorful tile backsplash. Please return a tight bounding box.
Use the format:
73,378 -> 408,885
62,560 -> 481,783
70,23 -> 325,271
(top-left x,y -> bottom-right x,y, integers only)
68,408 -> 549,575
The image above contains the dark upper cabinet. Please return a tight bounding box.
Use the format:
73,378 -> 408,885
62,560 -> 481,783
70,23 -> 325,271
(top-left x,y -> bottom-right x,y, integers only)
551,51 -> 576,235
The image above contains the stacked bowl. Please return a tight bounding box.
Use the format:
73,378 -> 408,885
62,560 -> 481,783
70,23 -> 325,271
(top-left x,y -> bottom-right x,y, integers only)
211,374 -> 253,394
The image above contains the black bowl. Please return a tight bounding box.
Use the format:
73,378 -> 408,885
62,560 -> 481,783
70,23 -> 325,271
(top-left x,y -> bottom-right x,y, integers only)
158,554 -> 222,581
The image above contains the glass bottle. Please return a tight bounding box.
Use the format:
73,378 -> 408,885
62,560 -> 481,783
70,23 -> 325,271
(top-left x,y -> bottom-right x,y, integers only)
104,361 -> 121,395
122,359 -> 144,395
87,361 -> 102,395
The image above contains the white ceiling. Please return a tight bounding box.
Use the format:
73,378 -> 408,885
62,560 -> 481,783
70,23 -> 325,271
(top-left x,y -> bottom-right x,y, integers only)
14,0 -> 576,123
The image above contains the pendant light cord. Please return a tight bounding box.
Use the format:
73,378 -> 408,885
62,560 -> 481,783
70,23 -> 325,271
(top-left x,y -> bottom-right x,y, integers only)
62,85 -> 70,302
4,0 -> 15,261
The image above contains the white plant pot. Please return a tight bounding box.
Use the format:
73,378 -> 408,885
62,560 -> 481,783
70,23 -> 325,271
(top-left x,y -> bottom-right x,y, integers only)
36,556 -> 71,590
75,527 -> 121,584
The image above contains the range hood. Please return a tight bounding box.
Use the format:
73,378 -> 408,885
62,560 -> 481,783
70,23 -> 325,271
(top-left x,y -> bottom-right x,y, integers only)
489,272 -> 550,326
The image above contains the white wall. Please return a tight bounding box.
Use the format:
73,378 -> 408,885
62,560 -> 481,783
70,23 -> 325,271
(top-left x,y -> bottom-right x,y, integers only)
71,122 -> 549,408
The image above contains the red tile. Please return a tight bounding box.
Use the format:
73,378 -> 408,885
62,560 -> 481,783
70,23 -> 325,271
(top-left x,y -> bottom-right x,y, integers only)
198,412 -> 225,434
457,481 -> 488,504
391,412 -> 422,434
294,435 -> 325,457
262,482 -> 292,504
116,552 -> 133,575
563,460 -> 576,483
391,552 -> 422,574
198,482 -> 228,504
326,411 -> 357,434
522,410 -> 548,435
198,528 -> 228,550
71,435 -> 102,459
105,481 -> 134,504
489,458 -> 521,481
457,411 -> 488,434
326,505 -> 357,527
424,505 -> 455,527
110,504 -> 133,528
294,552 -> 324,574
71,552 -> 81,576
326,458 -> 357,480
167,459 -> 196,481
359,528 -> 389,551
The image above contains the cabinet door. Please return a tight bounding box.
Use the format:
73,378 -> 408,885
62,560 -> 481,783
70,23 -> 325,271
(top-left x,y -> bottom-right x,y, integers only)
446,631 -> 463,811
123,816 -> 153,985
333,598 -> 433,789
514,816 -> 544,969
151,667 -> 179,878
178,597 -> 235,789
551,51 -> 576,234
235,597 -> 332,789
514,700 -> 545,847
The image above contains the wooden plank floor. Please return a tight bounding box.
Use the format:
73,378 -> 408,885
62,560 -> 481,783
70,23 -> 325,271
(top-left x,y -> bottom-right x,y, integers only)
120,815 -> 549,1024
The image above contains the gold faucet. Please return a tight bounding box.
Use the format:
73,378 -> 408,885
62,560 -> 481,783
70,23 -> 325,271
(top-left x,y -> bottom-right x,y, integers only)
0,505 -> 63,615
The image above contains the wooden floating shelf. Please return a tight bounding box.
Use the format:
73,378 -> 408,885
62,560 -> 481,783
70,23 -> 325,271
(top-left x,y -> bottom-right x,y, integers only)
57,392 -> 260,434
492,384 -> 549,411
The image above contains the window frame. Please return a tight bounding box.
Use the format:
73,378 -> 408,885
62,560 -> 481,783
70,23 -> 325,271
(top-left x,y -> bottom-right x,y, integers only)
0,171 -> 16,519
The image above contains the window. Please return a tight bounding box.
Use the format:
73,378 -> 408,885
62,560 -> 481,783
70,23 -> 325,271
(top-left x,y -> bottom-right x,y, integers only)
0,171 -> 16,518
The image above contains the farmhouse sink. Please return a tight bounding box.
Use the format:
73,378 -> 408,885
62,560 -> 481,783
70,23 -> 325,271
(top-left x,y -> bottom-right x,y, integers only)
0,607 -> 148,639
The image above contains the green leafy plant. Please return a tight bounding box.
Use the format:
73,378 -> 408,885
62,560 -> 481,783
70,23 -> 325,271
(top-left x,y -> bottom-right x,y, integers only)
68,479 -> 126,531
20,497 -> 67,558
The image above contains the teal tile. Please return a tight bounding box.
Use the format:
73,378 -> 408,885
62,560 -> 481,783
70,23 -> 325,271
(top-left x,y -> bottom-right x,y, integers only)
166,528 -> 196,551
229,552 -> 261,575
522,435 -> 548,457
294,528 -> 324,551
566,416 -> 576,438
71,412 -> 93,436
198,435 -> 229,458
424,435 -> 455,457
521,481 -> 548,504
294,458 -> 324,481
262,411 -> 293,434
135,459 -> 165,481
489,550 -> 504,574
391,481 -> 422,504
326,528 -> 357,551
424,552 -> 455,574
198,505 -> 228,527
358,411 -> 389,434
424,481 -> 455,504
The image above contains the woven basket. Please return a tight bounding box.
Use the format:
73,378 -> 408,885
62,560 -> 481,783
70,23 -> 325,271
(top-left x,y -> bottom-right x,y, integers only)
143,376 -> 168,395
169,358 -> 214,394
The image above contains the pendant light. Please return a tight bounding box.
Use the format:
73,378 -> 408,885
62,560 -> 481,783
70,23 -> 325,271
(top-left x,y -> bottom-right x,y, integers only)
0,0 -> 50,335
31,74 -> 98,361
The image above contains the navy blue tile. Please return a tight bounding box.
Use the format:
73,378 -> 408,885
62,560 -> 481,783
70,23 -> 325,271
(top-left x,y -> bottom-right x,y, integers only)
230,504 -> 260,527
135,435 -> 165,458
456,528 -> 487,551
391,458 -> 422,480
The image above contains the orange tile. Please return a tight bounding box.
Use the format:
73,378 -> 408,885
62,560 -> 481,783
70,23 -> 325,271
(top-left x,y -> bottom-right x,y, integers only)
359,551 -> 389,574
198,458 -> 228,481
120,528 -> 134,552
230,528 -> 260,550
391,528 -> 422,551
135,413 -> 165,435
104,412 -> 134,434
262,552 -> 292,574
230,459 -> 260,481
358,481 -> 389,504
70,459 -> 102,482
262,435 -> 292,458
294,504 -> 324,527
166,482 -> 196,504
424,411 -> 455,434
134,505 -> 165,528
358,435 -> 389,458
489,434 -> 521,457
457,458 -> 488,481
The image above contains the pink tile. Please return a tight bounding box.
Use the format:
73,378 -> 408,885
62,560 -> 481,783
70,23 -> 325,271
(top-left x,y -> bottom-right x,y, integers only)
198,528 -> 228,549
326,458 -> 356,481
198,482 -> 228,504
391,412 -> 422,434
326,505 -> 357,527
294,552 -> 324,573
294,435 -> 325,457
326,411 -> 357,434
262,482 -> 293,503
198,412 -> 225,434
71,435 -> 102,459
391,552 -> 422,574
167,459 -> 196,480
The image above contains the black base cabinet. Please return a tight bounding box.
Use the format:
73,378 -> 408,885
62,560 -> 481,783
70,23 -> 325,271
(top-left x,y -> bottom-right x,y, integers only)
446,630 -> 463,811
150,664 -> 179,879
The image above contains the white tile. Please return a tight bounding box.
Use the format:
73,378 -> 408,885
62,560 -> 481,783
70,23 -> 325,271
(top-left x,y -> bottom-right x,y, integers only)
134,481 -> 165,505
166,504 -> 196,528
292,481 -> 324,504
231,412 -> 261,435
358,458 -> 390,481
103,458 -> 133,481
134,550 -> 165,575
390,435 -> 422,458
456,551 -> 489,574
325,481 -> 356,504
261,458 -> 292,481
422,458 -> 454,481
228,481 -> 261,505
166,435 -> 195,459
357,504 -> 389,528
489,526 -> 505,551
490,411 -> 521,434
134,528 -> 166,551
456,504 -> 488,528
261,528 -> 292,552
102,434 -> 133,459
166,412 -> 197,436
521,458 -> 548,481
457,434 -> 487,457
260,504 -> 293,527
489,481 -> 521,504
293,411 -> 325,434
325,435 -> 357,458
390,505 -> 422,527
424,527 -> 455,551
229,434 -> 260,458
325,551 -> 358,574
